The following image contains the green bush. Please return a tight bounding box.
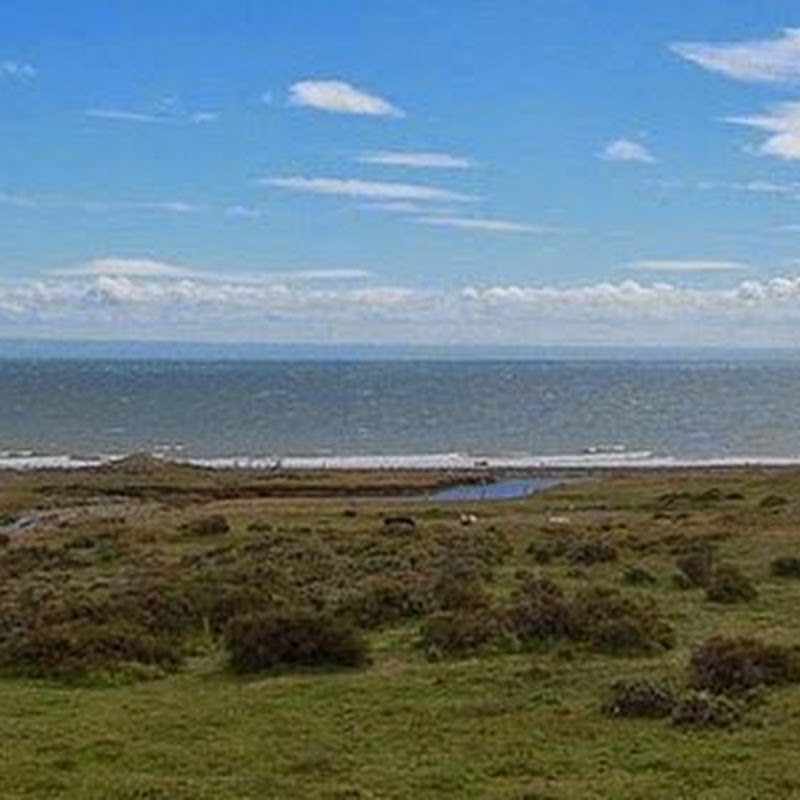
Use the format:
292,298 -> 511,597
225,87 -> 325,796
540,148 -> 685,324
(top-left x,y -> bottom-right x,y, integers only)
224,610 -> 368,673
689,636 -> 800,694
604,677 -> 678,718
705,564 -> 758,604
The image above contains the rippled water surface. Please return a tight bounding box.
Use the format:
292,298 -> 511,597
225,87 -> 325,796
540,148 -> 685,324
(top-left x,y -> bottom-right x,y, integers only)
3,359 -> 800,461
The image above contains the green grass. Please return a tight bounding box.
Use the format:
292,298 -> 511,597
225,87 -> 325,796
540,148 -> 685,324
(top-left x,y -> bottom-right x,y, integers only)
3,464 -> 800,797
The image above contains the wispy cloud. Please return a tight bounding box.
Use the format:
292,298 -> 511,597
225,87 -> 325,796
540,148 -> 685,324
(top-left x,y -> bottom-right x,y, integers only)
413,216 -> 548,234
672,28 -> 800,83
86,109 -> 167,124
727,102 -> 800,160
0,192 -> 42,208
225,205 -> 263,219
0,192 -> 203,215
86,106 -> 219,125
0,61 -> 36,81
627,259 -> 748,273
287,80 -> 404,117
600,138 -> 656,164
357,151 -> 474,169
263,176 -> 476,203
51,257 -> 197,279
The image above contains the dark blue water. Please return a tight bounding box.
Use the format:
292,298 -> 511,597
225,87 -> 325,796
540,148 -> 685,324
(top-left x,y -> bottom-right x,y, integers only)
3,359 -> 800,461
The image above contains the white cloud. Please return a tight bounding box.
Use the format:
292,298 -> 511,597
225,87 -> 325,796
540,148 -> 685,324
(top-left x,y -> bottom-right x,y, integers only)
189,111 -> 219,124
628,259 -> 749,273
288,80 -> 404,117
600,138 -> 656,164
86,106 -> 219,125
413,216 -> 548,234
727,102 -> 800,160
0,192 -> 202,215
225,205 -> 263,219
9,269 -> 800,345
51,258 -> 196,279
357,151 -> 474,169
86,109 -> 167,124
0,192 -> 41,208
672,28 -> 800,83
263,176 -> 476,203
0,61 -> 36,81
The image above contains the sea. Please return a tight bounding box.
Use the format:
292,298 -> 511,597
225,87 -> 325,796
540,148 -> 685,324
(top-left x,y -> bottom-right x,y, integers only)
4,346 -> 800,470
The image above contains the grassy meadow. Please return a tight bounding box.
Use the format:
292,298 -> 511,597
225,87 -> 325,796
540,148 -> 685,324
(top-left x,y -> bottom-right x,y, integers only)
2,460 -> 800,798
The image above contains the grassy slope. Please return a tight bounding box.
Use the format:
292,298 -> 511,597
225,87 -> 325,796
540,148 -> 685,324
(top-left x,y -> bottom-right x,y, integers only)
2,466 -> 800,798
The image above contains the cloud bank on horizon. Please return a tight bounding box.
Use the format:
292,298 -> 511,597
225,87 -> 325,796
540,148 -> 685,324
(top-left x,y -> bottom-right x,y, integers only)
3,2 -> 800,346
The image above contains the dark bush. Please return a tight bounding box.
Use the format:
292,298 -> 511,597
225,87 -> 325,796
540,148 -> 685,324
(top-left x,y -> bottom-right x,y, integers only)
705,564 -> 757,604
182,514 -> 230,536
567,539 -> 618,566
689,636 -> 800,694
604,677 -> 678,718
675,547 -> 714,587
671,690 -> 741,728
419,608 -> 509,659
571,586 -> 675,655
224,610 -> 368,673
0,617 -> 180,678
621,564 -> 657,586
336,576 -> 431,628
382,516 -> 417,535
507,576 -> 576,643
770,556 -> 800,579
760,495 -> 788,509
527,543 -> 556,564
430,573 -> 489,612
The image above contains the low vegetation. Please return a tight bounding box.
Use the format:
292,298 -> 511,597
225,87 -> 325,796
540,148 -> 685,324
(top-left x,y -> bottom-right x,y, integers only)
1,462 -> 800,797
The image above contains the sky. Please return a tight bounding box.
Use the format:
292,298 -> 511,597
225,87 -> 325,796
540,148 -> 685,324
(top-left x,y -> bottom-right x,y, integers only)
5,0 -> 800,346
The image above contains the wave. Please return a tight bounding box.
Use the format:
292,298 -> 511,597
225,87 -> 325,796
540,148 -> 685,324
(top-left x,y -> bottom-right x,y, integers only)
3,449 -> 800,471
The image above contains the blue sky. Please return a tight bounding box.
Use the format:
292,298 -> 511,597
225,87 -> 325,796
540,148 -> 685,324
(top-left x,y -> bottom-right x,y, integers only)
5,0 -> 800,345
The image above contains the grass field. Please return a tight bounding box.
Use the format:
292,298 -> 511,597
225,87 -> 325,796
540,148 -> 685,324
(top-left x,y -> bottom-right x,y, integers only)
2,461 -> 800,798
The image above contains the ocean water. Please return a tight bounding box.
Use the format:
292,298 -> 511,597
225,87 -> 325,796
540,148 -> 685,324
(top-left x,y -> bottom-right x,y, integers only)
3,359 -> 800,468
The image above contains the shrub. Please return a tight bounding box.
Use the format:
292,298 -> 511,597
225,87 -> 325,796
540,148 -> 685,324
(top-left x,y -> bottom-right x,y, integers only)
0,617 -> 180,679
336,577 -> 431,628
419,608 -> 509,659
760,495 -> 788,509
567,539 -> 618,566
507,576 -> 575,643
770,556 -> 800,579
571,586 -> 675,656
430,573 -> 489,612
675,547 -> 714,587
689,636 -> 800,694
182,514 -> 230,536
672,690 -> 741,728
604,677 -> 678,718
705,564 -> 757,604
621,564 -> 657,586
224,610 -> 368,673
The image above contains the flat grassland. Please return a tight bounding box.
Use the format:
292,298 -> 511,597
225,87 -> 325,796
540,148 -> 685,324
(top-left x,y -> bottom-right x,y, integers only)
2,461 -> 800,799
